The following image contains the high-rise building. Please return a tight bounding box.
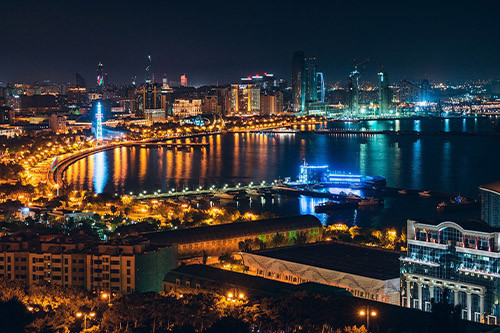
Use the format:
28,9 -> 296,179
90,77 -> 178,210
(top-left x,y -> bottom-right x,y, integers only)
291,51 -> 305,113
97,61 -> 104,89
316,72 -> 325,103
260,90 -> 283,115
418,79 -> 431,103
67,73 -> 88,107
136,84 -> 163,117
162,74 -> 169,89
230,84 -> 260,115
181,74 -> 188,87
304,57 -> 318,103
347,69 -> 360,115
480,182 -> 500,227
378,71 -> 392,114
145,55 -> 153,84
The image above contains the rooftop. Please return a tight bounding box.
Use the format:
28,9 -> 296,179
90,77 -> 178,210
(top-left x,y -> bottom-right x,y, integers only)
479,181 -> 500,195
247,241 -> 400,280
143,215 -> 321,245
411,218 -> 500,233
164,264 -> 350,298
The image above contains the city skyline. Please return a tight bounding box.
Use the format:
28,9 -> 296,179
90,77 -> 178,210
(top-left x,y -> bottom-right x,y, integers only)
1,0 -> 500,84
2,1 -> 500,331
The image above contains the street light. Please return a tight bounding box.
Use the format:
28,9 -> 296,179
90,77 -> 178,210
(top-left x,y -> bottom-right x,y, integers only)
359,307 -> 376,332
101,291 -> 112,306
76,311 -> 96,330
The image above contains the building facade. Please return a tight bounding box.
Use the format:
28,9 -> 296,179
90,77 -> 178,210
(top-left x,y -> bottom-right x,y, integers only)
144,215 -> 322,258
230,84 -> 260,115
480,182 -> 500,227
378,71 -> 392,114
172,99 -> 202,118
291,51 -> 305,113
401,219 -> 500,325
0,232 -> 177,295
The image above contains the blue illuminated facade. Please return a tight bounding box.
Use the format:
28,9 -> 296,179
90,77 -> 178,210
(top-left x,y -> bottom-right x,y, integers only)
480,182 -> 500,228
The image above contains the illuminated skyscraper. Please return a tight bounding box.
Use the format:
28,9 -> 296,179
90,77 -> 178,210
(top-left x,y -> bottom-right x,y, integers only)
145,55 -> 153,84
378,71 -> 392,114
97,62 -> 104,89
316,72 -> 325,103
162,74 -> 169,89
347,69 -> 360,115
181,74 -> 188,87
230,84 -> 260,115
304,57 -> 318,103
291,51 -> 305,113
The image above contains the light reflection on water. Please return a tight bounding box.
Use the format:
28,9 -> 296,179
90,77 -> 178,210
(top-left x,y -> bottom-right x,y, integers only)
63,118 -> 499,226
93,151 -> 107,194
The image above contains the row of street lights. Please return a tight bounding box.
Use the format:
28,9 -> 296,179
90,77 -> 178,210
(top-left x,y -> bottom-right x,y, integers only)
130,179 -> 281,197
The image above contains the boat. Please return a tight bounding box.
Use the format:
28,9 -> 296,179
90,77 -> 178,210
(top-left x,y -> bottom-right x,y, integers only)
272,184 -> 302,197
437,196 -> 480,212
246,189 -> 261,197
346,193 -> 363,202
358,198 -> 384,208
315,201 -> 358,213
213,191 -> 234,200
419,190 -> 432,197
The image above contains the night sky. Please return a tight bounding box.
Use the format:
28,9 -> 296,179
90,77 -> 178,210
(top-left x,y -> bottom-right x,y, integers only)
1,0 -> 498,85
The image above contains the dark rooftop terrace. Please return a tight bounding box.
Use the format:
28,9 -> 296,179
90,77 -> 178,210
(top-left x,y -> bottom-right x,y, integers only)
248,241 -> 401,281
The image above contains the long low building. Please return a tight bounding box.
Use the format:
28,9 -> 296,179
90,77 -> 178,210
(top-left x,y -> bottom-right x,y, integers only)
163,264 -> 351,299
143,215 -> 323,258
239,241 -> 401,305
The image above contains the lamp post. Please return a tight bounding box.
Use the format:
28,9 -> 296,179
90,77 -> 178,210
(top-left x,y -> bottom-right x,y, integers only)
101,291 -> 112,306
76,311 -> 96,330
359,307 -> 376,332
226,290 -> 246,303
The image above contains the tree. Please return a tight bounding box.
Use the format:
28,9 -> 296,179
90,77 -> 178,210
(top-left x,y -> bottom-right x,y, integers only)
253,238 -> 266,250
92,213 -> 101,222
0,299 -> 32,333
238,239 -> 253,252
294,232 -> 308,245
205,316 -> 249,333
271,233 -> 285,247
